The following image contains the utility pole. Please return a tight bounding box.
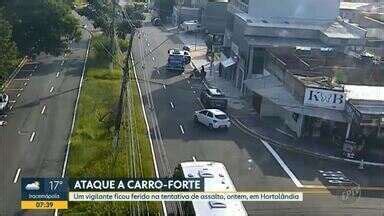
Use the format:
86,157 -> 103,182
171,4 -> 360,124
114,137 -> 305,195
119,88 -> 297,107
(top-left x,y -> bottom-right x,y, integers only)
113,29 -> 136,149
111,0 -> 116,72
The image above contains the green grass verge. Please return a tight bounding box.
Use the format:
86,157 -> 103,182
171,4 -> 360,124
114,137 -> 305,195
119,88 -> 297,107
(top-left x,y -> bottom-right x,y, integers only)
63,35 -> 160,215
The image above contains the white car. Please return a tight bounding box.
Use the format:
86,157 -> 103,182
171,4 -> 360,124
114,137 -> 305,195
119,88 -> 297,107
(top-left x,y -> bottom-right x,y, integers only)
0,93 -> 9,113
193,109 -> 230,129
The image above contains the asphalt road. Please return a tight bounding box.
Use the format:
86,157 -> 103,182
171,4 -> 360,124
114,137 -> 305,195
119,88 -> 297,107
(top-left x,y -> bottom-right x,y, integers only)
131,22 -> 384,215
0,21 -> 91,215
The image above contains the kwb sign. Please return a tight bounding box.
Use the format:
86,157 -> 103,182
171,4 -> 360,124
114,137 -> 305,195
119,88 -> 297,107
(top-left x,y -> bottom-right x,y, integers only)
304,88 -> 346,110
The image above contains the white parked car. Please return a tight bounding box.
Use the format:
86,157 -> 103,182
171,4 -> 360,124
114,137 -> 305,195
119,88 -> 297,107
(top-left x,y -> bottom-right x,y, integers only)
193,109 -> 230,129
0,93 -> 9,113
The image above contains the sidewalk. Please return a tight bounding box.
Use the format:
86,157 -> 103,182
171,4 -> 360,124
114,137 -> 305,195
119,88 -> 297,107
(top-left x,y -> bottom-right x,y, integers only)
176,32 -> 384,167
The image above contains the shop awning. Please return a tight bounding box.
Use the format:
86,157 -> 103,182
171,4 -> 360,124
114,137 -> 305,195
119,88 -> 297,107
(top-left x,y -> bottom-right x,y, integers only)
244,76 -> 347,122
221,57 -> 236,68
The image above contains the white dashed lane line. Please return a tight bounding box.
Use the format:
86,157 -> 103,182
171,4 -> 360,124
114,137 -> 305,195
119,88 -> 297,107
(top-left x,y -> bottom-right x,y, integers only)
61,60 -> 64,66
261,139 -> 303,188
13,168 -> 21,183
163,84 -> 166,90
29,132 -> 36,142
41,105 -> 46,115
170,102 -> 175,109
56,72 -> 60,77
179,125 -> 185,134
49,86 -> 54,93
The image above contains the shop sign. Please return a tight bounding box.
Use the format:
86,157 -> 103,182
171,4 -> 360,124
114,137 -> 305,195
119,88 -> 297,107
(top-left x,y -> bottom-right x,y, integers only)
304,88 -> 346,110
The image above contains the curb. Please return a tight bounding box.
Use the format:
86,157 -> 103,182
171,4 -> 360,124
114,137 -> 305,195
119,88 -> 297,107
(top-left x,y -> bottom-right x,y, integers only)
230,114 -> 384,168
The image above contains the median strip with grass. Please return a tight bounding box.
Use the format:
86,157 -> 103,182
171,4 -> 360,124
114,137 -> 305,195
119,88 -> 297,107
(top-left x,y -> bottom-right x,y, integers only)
64,34 -> 160,215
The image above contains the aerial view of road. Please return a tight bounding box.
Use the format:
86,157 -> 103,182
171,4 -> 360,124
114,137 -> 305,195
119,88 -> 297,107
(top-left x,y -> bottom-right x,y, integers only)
131,22 -> 384,215
1,0 -> 383,215
0,16 -> 91,215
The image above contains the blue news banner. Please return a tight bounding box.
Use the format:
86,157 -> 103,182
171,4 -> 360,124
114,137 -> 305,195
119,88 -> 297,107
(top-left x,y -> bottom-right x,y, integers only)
20,177 -> 204,208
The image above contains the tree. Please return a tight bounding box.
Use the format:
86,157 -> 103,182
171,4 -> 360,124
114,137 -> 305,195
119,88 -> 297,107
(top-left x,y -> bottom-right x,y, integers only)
78,1 -> 145,38
0,8 -> 18,82
4,0 -> 81,57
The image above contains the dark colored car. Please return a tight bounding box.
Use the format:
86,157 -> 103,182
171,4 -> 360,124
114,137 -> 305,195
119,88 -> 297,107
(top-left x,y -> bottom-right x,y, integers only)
151,17 -> 160,26
200,87 -> 228,110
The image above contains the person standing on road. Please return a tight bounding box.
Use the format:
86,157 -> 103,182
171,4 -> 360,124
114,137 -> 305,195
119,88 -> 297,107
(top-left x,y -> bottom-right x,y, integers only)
200,65 -> 206,82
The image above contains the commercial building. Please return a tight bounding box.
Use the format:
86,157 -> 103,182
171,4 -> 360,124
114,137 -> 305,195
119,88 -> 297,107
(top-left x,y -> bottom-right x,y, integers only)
242,47 -> 384,147
172,0 -> 228,34
221,0 -> 367,92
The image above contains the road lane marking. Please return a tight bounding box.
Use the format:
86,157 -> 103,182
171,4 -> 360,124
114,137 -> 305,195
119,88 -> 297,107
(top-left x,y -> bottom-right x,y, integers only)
16,93 -> 21,98
163,84 -> 166,90
170,102 -> 174,109
61,60 -> 64,66
13,78 -> 29,81
13,168 -> 21,183
29,132 -> 36,142
152,57 -> 155,61
24,82 -> 27,86
49,86 -> 54,93
10,100 -> 16,103
41,105 -> 46,114
34,65 -> 38,69
192,156 -> 197,162
9,105 -> 13,110
56,72 -> 60,77
261,139 -> 303,188
179,125 -> 185,134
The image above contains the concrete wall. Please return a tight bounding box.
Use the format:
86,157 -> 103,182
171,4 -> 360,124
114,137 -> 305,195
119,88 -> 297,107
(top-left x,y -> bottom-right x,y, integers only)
243,25 -> 320,39
247,0 -> 340,23
173,6 -> 201,25
260,98 -> 304,137
202,2 -> 228,33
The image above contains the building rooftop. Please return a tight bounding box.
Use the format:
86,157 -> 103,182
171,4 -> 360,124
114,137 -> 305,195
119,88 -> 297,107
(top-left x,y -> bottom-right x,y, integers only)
340,2 -> 370,10
349,99 -> 384,115
180,161 -> 247,216
345,85 -> 384,101
267,47 -> 384,87
235,12 -> 327,30
321,21 -> 361,39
